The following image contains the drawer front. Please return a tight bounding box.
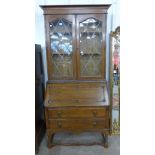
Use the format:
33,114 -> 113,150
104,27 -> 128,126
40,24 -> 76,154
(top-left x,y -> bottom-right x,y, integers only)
48,119 -> 107,131
47,107 -> 108,118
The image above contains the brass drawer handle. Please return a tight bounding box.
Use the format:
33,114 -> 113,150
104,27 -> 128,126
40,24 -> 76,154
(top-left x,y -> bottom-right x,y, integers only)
48,99 -> 52,104
57,111 -> 62,117
93,121 -> 97,127
93,111 -> 97,117
75,99 -> 79,103
57,122 -> 62,128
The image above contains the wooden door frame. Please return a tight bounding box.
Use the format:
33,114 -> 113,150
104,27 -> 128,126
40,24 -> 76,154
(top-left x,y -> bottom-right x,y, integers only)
76,14 -> 106,80
44,15 -> 77,80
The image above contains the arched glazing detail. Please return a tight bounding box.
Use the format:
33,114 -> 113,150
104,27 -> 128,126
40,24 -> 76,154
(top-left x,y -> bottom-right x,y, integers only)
79,18 -> 102,76
49,18 -> 73,78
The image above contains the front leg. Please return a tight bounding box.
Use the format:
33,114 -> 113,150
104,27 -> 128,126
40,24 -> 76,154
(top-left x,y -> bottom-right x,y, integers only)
47,130 -> 55,148
103,133 -> 108,148
102,132 -> 108,148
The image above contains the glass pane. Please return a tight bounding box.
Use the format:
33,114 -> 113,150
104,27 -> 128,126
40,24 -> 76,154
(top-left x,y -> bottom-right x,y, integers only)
79,18 -> 102,76
49,18 -> 73,78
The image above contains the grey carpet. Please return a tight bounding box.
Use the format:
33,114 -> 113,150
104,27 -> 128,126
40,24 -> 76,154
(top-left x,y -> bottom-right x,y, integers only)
53,132 -> 103,145
37,132 -> 120,155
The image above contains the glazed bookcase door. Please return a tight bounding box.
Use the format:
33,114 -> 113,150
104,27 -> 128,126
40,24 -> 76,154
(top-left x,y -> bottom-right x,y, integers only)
76,14 -> 106,79
45,15 -> 76,80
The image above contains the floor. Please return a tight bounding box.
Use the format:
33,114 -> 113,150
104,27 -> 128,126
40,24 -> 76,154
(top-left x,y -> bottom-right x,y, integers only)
36,132 -> 120,155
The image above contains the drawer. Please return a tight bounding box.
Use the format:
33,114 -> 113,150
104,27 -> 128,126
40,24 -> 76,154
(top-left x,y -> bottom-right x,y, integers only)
47,107 -> 108,118
48,118 -> 106,131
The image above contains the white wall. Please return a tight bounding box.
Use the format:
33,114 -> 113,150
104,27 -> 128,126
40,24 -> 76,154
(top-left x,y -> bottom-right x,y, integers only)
35,0 -> 47,83
35,0 -> 120,83
112,0 -> 120,30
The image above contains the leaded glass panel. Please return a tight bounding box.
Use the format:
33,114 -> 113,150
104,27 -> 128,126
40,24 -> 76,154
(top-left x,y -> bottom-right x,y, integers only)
79,18 -> 102,77
49,18 -> 73,78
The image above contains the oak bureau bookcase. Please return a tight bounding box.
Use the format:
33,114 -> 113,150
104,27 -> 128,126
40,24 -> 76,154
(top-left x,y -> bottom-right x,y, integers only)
40,5 -> 111,148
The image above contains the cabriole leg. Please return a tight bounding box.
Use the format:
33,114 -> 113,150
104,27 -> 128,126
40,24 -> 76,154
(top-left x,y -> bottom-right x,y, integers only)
103,133 -> 108,148
47,130 -> 54,148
